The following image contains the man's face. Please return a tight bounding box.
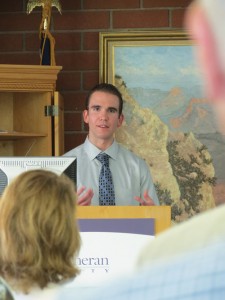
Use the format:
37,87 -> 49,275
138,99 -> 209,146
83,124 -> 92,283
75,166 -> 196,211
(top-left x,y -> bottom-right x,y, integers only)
83,91 -> 124,146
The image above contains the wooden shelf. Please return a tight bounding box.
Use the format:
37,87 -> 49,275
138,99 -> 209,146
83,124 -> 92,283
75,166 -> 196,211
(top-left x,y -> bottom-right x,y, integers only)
0,64 -> 64,156
0,64 -> 62,92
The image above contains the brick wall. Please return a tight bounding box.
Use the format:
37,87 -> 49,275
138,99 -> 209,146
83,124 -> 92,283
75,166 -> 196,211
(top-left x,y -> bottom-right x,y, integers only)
0,0 -> 192,152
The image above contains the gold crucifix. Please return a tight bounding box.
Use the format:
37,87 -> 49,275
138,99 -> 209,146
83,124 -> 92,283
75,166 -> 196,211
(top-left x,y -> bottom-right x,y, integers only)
27,0 -> 62,66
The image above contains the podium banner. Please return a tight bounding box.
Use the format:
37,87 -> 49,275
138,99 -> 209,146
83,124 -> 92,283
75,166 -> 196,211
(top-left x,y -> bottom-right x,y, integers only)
76,206 -> 171,234
72,217 -> 155,288
78,218 -> 154,235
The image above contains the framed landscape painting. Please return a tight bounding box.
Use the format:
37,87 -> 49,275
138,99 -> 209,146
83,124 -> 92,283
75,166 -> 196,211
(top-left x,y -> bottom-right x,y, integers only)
99,31 -> 225,222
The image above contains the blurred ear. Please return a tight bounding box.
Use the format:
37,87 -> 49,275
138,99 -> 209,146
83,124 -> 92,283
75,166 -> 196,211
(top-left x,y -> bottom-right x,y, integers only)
117,113 -> 124,128
184,2 -> 225,101
83,109 -> 89,124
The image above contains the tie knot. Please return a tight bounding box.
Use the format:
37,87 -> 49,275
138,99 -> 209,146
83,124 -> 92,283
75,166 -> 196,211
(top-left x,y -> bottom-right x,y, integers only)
96,153 -> 109,166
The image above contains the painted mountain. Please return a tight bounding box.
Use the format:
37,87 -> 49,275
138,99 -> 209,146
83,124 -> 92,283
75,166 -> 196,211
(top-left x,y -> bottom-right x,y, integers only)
115,76 -> 225,222
128,85 -> 225,186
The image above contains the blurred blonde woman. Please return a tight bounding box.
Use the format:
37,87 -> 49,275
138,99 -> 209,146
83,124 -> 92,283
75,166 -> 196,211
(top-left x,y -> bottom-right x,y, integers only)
0,169 -> 81,300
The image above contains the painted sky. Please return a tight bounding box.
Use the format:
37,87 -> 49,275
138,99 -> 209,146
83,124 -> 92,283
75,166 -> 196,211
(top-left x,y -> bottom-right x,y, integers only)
115,45 -> 203,91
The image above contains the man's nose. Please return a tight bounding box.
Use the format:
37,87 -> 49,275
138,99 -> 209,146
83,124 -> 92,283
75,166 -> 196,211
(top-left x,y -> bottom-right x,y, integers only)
99,109 -> 108,119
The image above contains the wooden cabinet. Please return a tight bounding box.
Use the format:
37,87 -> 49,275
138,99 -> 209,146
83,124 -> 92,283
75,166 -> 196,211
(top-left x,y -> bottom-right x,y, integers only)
0,64 -> 64,156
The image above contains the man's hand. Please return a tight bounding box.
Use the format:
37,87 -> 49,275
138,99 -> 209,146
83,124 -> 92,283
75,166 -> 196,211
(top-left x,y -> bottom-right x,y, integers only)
77,186 -> 93,206
135,190 -> 155,206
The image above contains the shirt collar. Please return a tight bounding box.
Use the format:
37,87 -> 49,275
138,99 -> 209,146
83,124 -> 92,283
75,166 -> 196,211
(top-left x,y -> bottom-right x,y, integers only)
84,137 -> 119,160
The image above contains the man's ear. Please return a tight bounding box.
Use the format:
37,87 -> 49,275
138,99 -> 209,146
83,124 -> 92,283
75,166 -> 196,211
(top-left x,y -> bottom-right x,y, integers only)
185,2 -> 225,101
117,113 -> 124,128
83,110 -> 89,124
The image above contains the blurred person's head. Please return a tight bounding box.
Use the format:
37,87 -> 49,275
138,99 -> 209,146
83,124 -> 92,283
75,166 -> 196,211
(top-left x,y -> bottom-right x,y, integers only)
0,170 -> 81,293
185,0 -> 225,133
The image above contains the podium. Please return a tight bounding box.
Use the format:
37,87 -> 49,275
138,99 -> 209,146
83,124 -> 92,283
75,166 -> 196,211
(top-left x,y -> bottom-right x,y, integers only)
73,206 -> 171,288
76,205 -> 171,235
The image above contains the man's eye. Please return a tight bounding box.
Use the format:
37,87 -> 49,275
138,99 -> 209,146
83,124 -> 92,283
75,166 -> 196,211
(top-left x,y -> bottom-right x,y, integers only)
109,108 -> 117,113
92,106 -> 100,111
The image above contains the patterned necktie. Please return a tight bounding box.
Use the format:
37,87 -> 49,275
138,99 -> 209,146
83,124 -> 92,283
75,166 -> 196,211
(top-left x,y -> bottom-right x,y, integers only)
96,153 -> 115,206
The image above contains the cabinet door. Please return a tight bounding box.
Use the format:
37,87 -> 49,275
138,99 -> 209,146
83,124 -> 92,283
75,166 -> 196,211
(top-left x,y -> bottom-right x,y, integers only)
14,92 -> 52,156
54,92 -> 64,156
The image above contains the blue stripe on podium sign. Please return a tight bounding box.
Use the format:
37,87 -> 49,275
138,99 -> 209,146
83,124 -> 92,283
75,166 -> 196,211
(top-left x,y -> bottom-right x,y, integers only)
78,218 -> 155,236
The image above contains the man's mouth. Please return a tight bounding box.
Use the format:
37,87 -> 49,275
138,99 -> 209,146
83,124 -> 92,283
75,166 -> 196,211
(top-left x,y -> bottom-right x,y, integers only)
98,124 -> 109,128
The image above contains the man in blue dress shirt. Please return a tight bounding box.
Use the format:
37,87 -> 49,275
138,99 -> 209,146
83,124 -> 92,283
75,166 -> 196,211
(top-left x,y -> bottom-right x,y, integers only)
64,83 -> 159,206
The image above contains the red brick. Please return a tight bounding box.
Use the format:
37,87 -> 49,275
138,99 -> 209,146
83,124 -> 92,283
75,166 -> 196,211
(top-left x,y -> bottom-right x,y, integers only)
83,32 -> 99,50
63,92 -> 86,111
113,10 -> 169,28
172,9 -> 186,28
57,72 -> 81,91
56,52 -> 99,71
25,33 -> 40,51
64,112 -> 82,131
54,12 -> 110,30
0,34 -> 23,51
0,13 -> 40,31
54,33 -> 81,51
84,0 -> 140,9
143,0 -> 192,8
84,122 -> 89,132
60,1 -> 81,10
83,72 -> 99,90
0,53 -> 39,65
1,0 -> 23,12
64,133 -> 87,152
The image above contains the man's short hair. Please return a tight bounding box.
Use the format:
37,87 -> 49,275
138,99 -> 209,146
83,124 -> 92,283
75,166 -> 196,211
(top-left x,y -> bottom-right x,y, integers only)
85,83 -> 123,116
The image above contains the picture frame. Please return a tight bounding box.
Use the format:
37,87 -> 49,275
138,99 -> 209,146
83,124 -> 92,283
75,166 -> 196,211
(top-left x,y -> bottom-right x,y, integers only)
99,31 -> 190,83
99,31 -> 225,222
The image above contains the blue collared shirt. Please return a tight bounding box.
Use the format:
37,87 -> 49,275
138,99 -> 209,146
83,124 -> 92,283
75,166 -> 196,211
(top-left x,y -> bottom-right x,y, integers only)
64,138 -> 159,206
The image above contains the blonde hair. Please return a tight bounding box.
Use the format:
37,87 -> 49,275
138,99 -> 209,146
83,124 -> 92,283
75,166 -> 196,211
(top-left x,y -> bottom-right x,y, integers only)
0,169 -> 81,293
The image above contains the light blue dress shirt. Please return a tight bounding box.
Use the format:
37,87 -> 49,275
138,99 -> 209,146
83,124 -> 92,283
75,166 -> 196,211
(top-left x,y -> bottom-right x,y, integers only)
64,138 -> 159,206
